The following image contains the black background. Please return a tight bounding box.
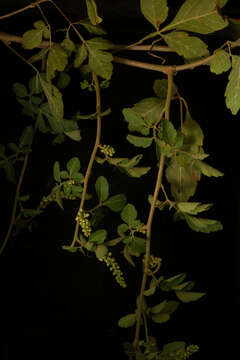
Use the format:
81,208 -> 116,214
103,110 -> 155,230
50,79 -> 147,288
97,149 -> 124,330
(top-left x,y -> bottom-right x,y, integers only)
0,1 -> 239,359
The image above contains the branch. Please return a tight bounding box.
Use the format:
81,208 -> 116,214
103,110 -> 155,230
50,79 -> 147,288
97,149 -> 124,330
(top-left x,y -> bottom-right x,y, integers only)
133,70 -> 174,352
0,0 -> 49,20
70,72 -> 102,248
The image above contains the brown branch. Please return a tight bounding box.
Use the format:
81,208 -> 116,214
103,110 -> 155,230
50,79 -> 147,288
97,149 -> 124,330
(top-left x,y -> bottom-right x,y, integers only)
0,0 -> 49,20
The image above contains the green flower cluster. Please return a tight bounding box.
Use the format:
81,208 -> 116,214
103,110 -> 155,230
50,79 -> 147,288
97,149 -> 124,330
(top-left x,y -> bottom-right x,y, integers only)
99,144 -> 115,157
143,254 -> 162,269
169,345 -> 199,359
100,252 -> 127,288
76,209 -> 92,237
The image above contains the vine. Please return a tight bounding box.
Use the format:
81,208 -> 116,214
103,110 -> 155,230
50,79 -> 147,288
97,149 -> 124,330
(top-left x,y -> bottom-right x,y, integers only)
0,0 -> 237,358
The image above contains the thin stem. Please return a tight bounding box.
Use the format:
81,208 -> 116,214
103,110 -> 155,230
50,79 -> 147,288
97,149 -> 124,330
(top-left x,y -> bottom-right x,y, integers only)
0,125 -> 37,255
71,72 -> 102,247
133,70 -> 174,352
142,312 -> 149,344
0,0 -> 48,20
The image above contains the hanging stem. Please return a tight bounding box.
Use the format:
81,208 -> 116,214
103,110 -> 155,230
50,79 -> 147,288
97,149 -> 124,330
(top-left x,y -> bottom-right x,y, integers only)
71,72 -> 102,247
133,70 -> 174,352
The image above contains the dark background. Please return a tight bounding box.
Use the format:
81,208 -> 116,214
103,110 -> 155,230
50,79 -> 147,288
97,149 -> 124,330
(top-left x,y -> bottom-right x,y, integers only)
0,1 -> 239,359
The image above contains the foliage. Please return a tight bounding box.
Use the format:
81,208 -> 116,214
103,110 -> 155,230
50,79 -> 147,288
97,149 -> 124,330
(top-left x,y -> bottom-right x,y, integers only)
0,0 -> 237,359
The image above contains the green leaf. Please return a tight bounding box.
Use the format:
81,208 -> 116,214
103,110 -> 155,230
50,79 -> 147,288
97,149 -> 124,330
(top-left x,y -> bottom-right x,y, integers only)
151,313 -> 170,323
197,160 -> 224,177
118,313 -> 137,328
86,0 -> 102,25
175,291 -> 205,303
64,129 -> 81,141
166,157 -> 199,202
163,31 -> 209,60
39,77 -> 64,121
71,172 -> 84,182
77,19 -> 106,35
172,281 -> 195,291
162,342 -> 186,355
74,45 -> 88,68
89,229 -> 107,244
161,300 -> 180,314
162,119 -> 177,146
22,29 -> 43,49
185,215 -> 223,233
151,300 -> 167,314
19,194 -> 30,202
53,161 -> 61,182
34,20 -> 50,39
28,47 -> 49,64
60,170 -> 69,179
130,237 -> 146,254
210,50 -> 231,75
121,204 -> 138,227
47,47 -> 68,80
55,188 -> 64,210
164,0 -> 228,34
62,245 -> 78,253
140,0 -> 168,29
225,55 -> 240,115
133,97 -> 165,127
125,167 -> 151,178
8,143 -> 19,152
160,273 -> 186,291
117,223 -> 129,236
118,155 -> 143,169
88,48 -> 113,80
177,202 -> 213,214
66,157 -> 81,175
36,113 -> 49,133
61,36 -> 75,54
0,144 -> 5,157
153,79 -> 169,99
144,279 -> 157,296
95,244 -> 108,259
20,125 -> 33,147
155,139 -> 172,157
126,135 -> 153,148
57,72 -> 71,90
12,83 -> 28,98
86,37 -> 113,50
95,176 -> 109,202
182,109 -> 203,152
22,208 -> 42,217
103,194 -> 127,212
123,245 -> 135,267
29,75 -> 43,94
122,108 -> 147,135
4,162 -> 16,183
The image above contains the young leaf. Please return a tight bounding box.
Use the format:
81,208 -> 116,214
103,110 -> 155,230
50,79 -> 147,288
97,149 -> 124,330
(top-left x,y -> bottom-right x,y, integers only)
22,29 -> 43,49
164,0 -> 228,34
126,135 -> 153,148
60,171 -> 69,179
47,47 -> 68,80
140,0 -> 168,29
19,125 -> 33,147
95,176 -> 109,202
53,161 -> 61,182
117,223 -> 129,236
118,313 -> 137,328
175,291 -> 205,303
85,0 -> 102,25
210,50 -> 231,75
95,244 -> 108,259
89,229 -> 107,244
55,188 -> 64,210
64,129 -> 82,142
74,45 -> 88,68
197,160 -> 224,177
62,245 -> 78,253
66,157 -> 81,176
163,31 -> 209,60
151,313 -> 170,323
121,204 -> 138,227
225,55 -> 240,115
125,167 -> 151,178
185,215 -> 223,233
71,185 -> 83,196
103,194 -> 127,212
162,119 -> 177,146
123,245 -> 135,267
12,83 -> 28,98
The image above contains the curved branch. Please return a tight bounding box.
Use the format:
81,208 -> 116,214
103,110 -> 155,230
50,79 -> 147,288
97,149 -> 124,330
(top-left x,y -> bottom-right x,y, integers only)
0,0 -> 49,20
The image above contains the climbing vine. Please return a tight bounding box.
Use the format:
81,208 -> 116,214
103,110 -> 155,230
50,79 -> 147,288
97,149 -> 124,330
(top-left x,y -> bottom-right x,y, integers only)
0,0 -> 238,358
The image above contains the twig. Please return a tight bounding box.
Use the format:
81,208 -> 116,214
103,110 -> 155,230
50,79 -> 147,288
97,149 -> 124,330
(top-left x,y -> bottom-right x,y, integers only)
0,0 -> 48,20
71,72 -> 102,247
133,70 -> 174,351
